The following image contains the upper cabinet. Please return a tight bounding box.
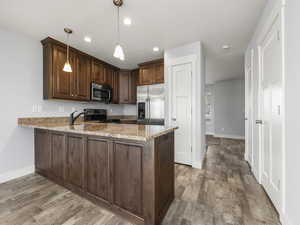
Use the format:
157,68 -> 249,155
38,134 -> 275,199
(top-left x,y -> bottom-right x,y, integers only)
118,70 -> 138,104
138,59 -> 164,86
41,37 -> 119,102
41,37 -> 139,104
74,53 -> 91,100
91,59 -> 106,85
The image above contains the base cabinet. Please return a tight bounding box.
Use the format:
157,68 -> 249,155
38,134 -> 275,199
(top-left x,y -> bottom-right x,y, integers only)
35,129 -> 51,173
114,142 -> 143,216
34,129 -> 174,225
86,137 -> 110,202
66,134 -> 85,190
50,132 -> 65,182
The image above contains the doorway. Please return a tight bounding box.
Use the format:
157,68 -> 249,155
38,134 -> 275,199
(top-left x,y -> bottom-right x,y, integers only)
170,62 -> 193,165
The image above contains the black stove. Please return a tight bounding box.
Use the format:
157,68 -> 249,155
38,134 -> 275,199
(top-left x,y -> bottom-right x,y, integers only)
84,109 -> 122,124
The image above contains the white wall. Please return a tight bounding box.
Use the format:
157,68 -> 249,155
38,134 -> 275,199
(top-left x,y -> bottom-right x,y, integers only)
205,84 -> 215,135
0,28 -> 134,183
246,0 -> 300,224
285,1 -> 300,225
164,42 -> 206,169
213,79 -> 245,139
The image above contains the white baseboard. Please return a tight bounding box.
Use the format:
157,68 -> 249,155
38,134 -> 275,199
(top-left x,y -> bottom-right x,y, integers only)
0,165 -> 34,184
280,211 -> 293,225
213,134 -> 245,140
192,160 -> 203,169
206,132 -> 215,135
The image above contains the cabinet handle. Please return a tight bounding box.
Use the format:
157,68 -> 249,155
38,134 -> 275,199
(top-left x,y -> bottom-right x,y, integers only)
256,120 -> 263,124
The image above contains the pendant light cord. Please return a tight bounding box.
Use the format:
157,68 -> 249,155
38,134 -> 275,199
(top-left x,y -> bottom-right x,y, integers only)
117,6 -> 120,43
67,33 -> 70,62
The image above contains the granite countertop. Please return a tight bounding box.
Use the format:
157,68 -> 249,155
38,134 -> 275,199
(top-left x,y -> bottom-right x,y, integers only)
18,117 -> 177,142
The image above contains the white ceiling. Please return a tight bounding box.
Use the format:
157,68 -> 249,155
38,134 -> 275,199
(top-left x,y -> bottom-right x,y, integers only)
0,0 -> 266,83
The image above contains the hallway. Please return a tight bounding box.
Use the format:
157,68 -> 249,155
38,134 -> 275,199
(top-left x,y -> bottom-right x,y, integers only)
0,137 -> 281,225
163,136 -> 281,225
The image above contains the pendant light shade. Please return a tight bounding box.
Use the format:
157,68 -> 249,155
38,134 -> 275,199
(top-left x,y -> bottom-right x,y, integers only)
113,1 -> 125,61
63,60 -> 72,72
63,28 -> 73,73
113,44 -> 125,61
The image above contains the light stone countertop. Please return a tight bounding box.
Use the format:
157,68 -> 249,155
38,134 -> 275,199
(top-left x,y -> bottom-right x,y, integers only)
18,117 -> 177,142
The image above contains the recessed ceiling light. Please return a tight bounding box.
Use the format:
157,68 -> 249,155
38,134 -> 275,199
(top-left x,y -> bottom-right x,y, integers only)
84,36 -> 92,43
222,45 -> 231,50
123,17 -> 132,26
153,47 -> 160,52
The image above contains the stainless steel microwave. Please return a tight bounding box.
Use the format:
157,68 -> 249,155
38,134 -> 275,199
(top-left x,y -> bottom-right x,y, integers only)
91,83 -> 112,103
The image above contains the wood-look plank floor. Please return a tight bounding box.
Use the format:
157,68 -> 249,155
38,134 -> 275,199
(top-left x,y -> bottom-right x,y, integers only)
0,136 -> 281,225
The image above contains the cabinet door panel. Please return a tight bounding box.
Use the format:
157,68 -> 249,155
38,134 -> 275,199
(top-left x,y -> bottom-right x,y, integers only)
66,135 -> 84,189
129,70 -> 138,104
92,60 -> 106,84
50,133 -> 65,180
35,130 -> 51,173
139,66 -> 154,85
114,143 -> 143,216
104,66 -> 113,86
112,71 -> 119,104
155,63 -> 164,84
52,45 -> 72,99
86,139 -> 109,201
156,133 -> 174,218
119,71 -> 130,104
75,55 -> 91,100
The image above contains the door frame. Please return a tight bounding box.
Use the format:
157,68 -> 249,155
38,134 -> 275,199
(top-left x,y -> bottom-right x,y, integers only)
245,49 -> 254,168
166,54 -> 203,168
256,0 -> 286,217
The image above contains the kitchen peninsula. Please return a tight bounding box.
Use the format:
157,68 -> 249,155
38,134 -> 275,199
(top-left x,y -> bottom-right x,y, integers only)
18,117 -> 177,225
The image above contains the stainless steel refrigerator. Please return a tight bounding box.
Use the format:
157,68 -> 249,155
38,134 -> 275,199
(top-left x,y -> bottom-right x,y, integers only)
137,84 -> 165,125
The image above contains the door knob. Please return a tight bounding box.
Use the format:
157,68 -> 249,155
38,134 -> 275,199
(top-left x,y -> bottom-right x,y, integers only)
256,120 -> 263,124
172,118 -> 176,121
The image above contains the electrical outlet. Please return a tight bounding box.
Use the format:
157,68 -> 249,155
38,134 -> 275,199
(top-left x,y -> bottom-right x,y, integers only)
221,128 -> 225,132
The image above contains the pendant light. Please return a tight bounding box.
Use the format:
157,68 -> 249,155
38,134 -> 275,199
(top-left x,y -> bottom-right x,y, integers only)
63,28 -> 73,72
113,0 -> 125,61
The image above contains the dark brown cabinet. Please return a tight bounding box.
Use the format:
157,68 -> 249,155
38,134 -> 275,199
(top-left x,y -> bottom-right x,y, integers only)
138,59 -> 164,86
73,54 -> 91,100
118,70 -> 138,104
91,59 -> 106,85
41,37 -> 119,102
35,129 -> 51,173
50,132 -> 65,181
154,62 -> 164,84
66,134 -> 85,190
130,69 -> 138,103
111,70 -> 120,104
114,143 -> 143,216
118,70 -> 130,104
42,38 -> 91,101
34,129 -> 175,225
139,66 -> 155,85
52,45 -> 74,99
86,138 -> 109,202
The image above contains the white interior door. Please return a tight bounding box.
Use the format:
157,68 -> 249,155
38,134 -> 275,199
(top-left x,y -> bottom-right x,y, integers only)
245,66 -> 254,166
171,63 -> 192,165
259,15 -> 283,211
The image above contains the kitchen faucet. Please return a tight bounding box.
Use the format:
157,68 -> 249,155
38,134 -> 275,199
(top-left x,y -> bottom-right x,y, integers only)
69,111 -> 85,125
